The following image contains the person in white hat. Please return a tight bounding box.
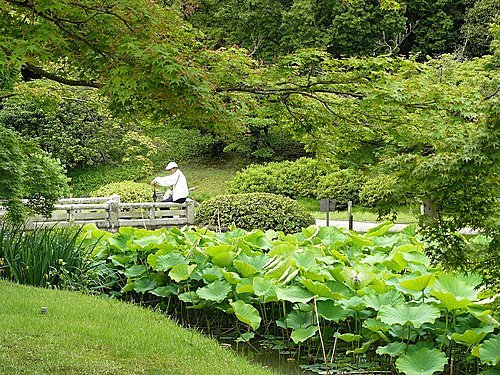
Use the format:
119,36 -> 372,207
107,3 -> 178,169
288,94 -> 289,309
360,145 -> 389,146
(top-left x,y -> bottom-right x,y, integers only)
151,162 -> 189,203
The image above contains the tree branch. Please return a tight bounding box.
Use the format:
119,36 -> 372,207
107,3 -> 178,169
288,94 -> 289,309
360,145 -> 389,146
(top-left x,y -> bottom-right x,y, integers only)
24,62 -> 101,88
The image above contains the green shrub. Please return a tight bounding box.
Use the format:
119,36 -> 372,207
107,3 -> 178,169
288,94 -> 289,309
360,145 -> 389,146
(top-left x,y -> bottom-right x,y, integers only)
0,88 -> 125,170
227,158 -> 329,198
69,162 -> 147,197
317,169 -> 366,209
0,125 -> 69,221
196,192 -> 315,233
90,180 -> 153,203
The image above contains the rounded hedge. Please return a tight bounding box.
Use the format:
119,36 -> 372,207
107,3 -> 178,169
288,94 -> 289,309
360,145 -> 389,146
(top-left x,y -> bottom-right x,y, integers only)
227,158 -> 329,198
196,193 -> 315,233
90,180 -> 154,203
317,169 -> 366,209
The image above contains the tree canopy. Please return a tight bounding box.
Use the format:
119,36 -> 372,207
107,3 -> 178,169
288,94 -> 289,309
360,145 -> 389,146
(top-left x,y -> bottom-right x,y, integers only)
0,0 -> 498,234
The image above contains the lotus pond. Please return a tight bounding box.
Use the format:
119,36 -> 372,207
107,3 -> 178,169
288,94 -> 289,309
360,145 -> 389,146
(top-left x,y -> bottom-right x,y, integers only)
79,223 -> 500,374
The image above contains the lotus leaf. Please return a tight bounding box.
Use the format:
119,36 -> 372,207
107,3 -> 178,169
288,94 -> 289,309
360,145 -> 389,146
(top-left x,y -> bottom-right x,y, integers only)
221,270 -> 241,284
301,279 -> 337,299
236,277 -> 254,294
291,326 -> 318,343
205,244 -> 234,257
292,251 -> 316,269
364,289 -> 405,310
379,303 -> 440,328
150,252 -> 186,271
236,332 -> 255,342
376,341 -> 406,357
316,300 -> 349,322
212,251 -> 237,267
365,222 -> 393,237
168,263 -> 196,283
133,277 -> 157,293
253,277 -> 274,296
150,285 -> 178,297
473,334 -> 500,365
230,300 -> 261,330
395,347 -> 447,375
399,274 -> 435,292
233,260 -> 258,277
124,264 -> 147,278
333,332 -> 362,342
280,309 -> 313,329
200,266 -> 223,282
129,234 -> 165,251
451,325 -> 495,346
178,291 -> 199,303
197,280 -> 232,303
276,285 -> 314,303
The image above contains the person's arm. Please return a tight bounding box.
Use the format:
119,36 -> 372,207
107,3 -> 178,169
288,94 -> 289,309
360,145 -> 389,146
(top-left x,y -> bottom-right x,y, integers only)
152,173 -> 177,187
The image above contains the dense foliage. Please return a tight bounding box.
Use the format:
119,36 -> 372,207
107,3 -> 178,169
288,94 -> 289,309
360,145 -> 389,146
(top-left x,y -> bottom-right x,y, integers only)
317,169 -> 367,208
185,0 -> 491,60
80,224 -> 500,374
196,193 -> 315,233
90,181 -> 154,203
227,158 -> 328,198
0,82 -> 125,169
0,126 -> 68,221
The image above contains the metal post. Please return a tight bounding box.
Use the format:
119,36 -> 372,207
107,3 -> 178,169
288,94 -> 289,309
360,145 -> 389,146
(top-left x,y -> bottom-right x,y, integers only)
348,201 -> 353,231
326,198 -> 330,227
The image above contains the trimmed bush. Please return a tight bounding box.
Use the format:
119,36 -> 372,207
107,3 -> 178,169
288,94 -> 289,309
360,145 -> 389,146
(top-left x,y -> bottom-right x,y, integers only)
90,180 -> 153,203
196,193 -> 315,233
227,158 -> 329,198
317,169 -> 366,209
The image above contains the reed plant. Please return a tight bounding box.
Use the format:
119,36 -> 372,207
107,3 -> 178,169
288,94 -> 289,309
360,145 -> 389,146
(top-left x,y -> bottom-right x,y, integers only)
0,223 -> 94,289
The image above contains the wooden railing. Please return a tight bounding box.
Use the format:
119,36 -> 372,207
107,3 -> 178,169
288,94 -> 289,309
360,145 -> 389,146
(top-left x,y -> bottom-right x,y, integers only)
0,195 -> 196,230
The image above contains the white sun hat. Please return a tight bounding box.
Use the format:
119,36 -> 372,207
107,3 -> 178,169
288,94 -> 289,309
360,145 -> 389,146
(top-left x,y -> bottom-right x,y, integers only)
165,162 -> 178,170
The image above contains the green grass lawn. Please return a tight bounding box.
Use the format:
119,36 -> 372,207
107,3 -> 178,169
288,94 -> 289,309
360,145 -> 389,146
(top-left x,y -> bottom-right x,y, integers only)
0,280 -> 273,375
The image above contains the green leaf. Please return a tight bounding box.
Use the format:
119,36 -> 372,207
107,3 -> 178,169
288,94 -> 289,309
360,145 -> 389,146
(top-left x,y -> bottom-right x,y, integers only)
396,347 -> 447,375
197,280 -> 232,303
451,326 -> 495,347
212,251 -> 236,267
168,263 -> 196,283
333,332 -> 362,342
133,277 -> 157,293
473,334 -> 500,365
253,276 -> 274,296
150,285 -> 177,297
379,303 -> 441,328
365,222 -> 393,237
300,279 -> 337,299
280,309 -> 313,329
399,273 -> 435,292
276,285 -> 314,303
431,274 -> 480,310
316,300 -> 349,323
291,326 -> 318,343
376,342 -> 406,357
230,300 -> 261,330
124,264 -> 146,278
233,260 -> 258,277
236,332 -> 255,342
363,289 -> 405,310
149,252 -> 186,271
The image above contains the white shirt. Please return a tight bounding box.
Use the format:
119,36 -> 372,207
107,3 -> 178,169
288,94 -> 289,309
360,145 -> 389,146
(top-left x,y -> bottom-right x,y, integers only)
152,169 -> 188,201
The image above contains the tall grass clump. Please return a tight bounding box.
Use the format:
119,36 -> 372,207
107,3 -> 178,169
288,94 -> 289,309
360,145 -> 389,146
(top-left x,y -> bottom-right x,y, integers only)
0,223 -> 94,289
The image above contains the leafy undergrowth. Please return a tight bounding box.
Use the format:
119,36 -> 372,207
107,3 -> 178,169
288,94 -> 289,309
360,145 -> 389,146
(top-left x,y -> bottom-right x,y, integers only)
80,223 -> 500,374
0,280 -> 273,375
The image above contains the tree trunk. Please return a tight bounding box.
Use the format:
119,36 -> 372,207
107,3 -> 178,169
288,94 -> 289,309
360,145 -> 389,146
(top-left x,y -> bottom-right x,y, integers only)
423,198 -> 438,219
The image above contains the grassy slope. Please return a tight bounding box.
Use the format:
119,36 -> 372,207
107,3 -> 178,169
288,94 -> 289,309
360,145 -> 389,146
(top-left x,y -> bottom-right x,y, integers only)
0,280 -> 272,375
